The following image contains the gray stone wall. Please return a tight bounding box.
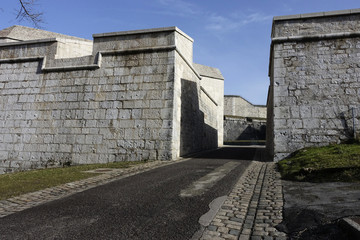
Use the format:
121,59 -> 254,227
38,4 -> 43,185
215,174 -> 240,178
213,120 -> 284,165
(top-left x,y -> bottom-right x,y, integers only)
173,53 -> 224,157
224,95 -> 266,143
268,9 -> 360,161
195,64 -> 224,147
0,26 -> 224,173
224,116 -> 266,142
224,95 -> 266,119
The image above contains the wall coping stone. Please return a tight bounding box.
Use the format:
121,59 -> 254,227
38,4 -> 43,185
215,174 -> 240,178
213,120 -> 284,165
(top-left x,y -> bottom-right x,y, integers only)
272,31 -> 360,43
224,95 -> 266,108
176,50 -> 202,80
197,73 -> 223,80
0,25 -> 92,43
0,38 -> 58,47
193,63 -> 224,80
200,86 -> 218,106
273,8 -> 360,21
93,26 -> 194,42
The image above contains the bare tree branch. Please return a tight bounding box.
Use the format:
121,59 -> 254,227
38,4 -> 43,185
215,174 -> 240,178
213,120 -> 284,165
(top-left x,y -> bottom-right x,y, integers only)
16,0 -> 44,28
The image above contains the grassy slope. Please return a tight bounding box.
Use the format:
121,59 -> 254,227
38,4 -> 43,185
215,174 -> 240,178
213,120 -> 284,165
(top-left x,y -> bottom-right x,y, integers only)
278,143 -> 360,182
0,161 -> 145,200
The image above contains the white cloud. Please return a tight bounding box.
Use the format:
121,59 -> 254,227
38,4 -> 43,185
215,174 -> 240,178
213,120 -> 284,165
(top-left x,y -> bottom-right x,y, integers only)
206,12 -> 272,32
155,1 -> 272,33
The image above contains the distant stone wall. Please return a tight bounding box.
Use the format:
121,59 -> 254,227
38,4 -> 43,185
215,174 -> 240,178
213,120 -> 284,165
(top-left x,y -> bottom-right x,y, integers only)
0,26 -> 224,173
224,116 -> 266,142
224,95 -> 266,119
224,95 -> 266,143
268,9 -> 360,161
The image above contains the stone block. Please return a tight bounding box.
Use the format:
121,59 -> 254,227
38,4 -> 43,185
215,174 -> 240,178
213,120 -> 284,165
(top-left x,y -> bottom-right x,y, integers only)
299,106 -> 311,118
143,109 -> 161,119
302,119 -> 320,129
106,109 -> 118,119
274,107 -> 290,119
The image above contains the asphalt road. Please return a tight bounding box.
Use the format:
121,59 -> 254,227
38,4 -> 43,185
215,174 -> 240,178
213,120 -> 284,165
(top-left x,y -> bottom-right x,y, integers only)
0,146 -> 262,240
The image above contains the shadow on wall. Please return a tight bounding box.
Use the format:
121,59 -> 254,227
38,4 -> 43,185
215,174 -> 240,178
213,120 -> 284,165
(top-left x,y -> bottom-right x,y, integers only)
223,117 -> 266,145
237,125 -> 266,141
339,108 -> 360,140
180,79 -> 218,156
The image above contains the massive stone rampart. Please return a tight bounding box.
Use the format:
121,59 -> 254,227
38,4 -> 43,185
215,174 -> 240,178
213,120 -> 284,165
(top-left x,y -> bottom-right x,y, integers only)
0,26 -> 223,173
268,9 -> 360,161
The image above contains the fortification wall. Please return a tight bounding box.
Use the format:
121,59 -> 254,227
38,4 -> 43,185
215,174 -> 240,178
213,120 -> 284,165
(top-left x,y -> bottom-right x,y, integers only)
223,95 -> 266,143
0,26 -> 224,173
195,64 -> 224,147
269,9 -> 360,161
55,39 -> 93,58
224,116 -> 266,142
224,96 -> 266,119
174,55 -> 223,156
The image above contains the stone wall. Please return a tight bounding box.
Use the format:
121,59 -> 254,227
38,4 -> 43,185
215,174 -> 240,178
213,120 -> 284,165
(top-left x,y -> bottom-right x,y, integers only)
195,64 -> 224,147
223,116 -> 266,142
223,95 -> 266,143
268,9 -> 360,161
0,26 -> 224,173
173,51 -> 224,157
0,25 -> 93,57
224,95 -> 266,119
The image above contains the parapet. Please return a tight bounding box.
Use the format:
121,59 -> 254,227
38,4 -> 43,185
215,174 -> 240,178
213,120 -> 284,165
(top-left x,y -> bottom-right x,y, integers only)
272,8 -> 360,39
93,27 -> 193,63
0,26 -> 195,72
0,25 -> 93,59
0,25 -> 92,43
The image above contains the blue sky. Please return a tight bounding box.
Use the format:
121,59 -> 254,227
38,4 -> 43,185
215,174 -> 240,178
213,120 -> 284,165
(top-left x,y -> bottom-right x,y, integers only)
1,0 -> 360,105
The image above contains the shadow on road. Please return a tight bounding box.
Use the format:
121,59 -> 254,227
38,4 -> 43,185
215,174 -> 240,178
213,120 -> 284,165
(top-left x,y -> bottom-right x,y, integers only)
189,146 -> 270,161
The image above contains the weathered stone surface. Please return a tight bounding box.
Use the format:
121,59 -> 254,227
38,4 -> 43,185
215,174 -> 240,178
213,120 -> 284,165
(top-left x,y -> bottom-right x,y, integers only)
268,9 -> 360,161
224,96 -> 266,143
224,116 -> 266,142
0,26 -> 224,173
224,96 -> 266,119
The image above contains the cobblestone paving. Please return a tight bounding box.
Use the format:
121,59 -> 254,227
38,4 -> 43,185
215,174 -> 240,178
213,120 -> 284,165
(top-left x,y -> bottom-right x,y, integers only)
0,159 -> 188,218
200,162 -> 287,240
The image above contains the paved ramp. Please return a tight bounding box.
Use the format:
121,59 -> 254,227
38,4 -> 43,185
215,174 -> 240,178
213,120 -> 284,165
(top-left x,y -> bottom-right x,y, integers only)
0,147 -> 259,240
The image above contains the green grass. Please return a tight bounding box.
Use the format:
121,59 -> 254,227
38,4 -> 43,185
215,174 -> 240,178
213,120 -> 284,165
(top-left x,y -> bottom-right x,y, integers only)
278,143 -> 360,182
0,161 -> 146,200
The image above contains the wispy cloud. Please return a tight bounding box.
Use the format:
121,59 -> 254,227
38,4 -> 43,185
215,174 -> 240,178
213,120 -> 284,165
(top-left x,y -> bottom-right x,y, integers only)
156,0 -> 200,16
206,12 -> 272,32
155,0 -> 272,33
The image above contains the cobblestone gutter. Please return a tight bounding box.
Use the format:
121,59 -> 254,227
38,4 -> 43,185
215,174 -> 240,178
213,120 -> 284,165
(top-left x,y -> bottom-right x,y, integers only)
200,162 -> 287,240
